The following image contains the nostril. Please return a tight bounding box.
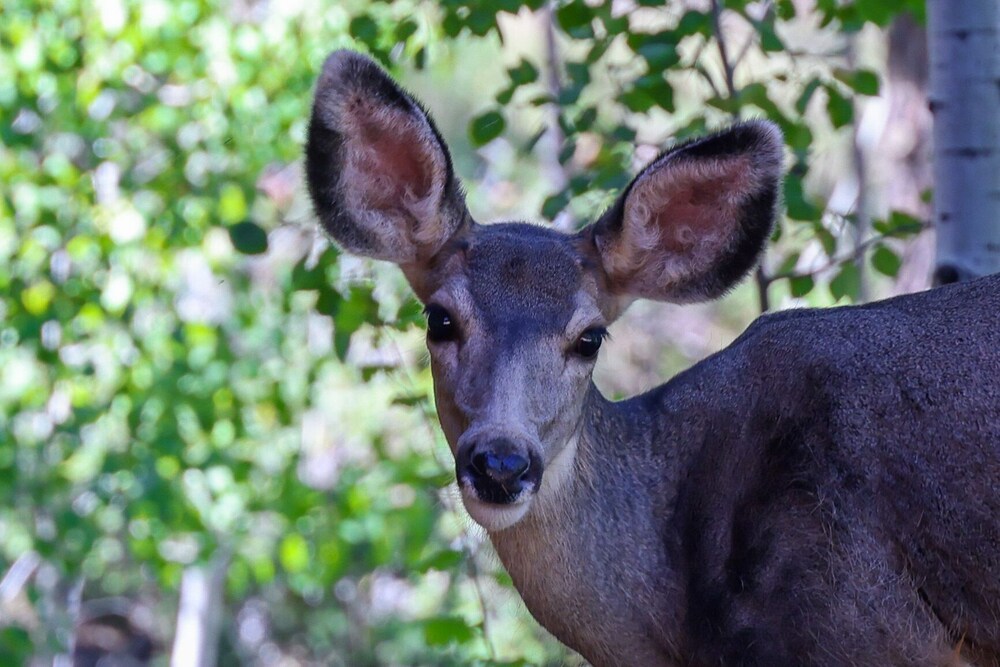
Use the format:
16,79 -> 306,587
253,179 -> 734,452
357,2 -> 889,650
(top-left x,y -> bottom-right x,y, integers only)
474,451 -> 530,483
471,452 -> 488,476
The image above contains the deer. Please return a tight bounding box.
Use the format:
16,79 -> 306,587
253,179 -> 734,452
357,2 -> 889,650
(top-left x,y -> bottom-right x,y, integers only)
304,50 -> 1000,667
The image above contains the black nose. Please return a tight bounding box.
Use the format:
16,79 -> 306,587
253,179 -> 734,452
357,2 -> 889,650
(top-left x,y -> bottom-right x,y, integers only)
472,451 -> 530,486
457,438 -> 542,504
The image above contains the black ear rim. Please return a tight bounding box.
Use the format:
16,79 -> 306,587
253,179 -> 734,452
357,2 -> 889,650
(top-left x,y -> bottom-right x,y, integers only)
304,50 -> 465,258
586,120 -> 784,302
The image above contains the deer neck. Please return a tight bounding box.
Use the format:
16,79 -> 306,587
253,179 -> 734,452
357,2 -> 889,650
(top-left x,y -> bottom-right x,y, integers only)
486,385 -> 691,666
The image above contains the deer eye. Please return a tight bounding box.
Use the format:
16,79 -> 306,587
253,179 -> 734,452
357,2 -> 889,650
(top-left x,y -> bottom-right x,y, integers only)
425,304 -> 458,343
572,328 -> 607,359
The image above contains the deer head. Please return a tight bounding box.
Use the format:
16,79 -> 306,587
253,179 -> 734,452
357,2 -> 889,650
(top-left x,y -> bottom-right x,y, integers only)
305,51 -> 783,531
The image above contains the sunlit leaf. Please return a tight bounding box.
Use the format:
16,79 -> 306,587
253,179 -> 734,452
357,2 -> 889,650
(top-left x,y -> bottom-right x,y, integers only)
279,533 -> 310,574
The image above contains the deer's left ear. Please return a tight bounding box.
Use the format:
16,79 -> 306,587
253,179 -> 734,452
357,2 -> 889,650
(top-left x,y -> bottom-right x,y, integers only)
305,51 -> 468,266
587,121 -> 783,304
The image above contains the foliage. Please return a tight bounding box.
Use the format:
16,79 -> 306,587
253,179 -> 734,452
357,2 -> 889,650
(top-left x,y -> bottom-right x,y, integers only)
0,0 -> 926,664
457,0 -> 927,309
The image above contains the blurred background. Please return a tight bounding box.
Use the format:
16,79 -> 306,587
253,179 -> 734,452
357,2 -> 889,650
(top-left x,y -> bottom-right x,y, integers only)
0,0 -> 938,664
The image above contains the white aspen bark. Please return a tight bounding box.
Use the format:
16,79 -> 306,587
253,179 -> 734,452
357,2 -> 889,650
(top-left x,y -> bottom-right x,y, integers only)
928,0 -> 1000,283
170,556 -> 228,667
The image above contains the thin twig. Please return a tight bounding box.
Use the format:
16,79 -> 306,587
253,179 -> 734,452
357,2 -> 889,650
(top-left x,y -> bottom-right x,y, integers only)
543,4 -> 573,231
766,223 -> 930,284
711,0 -> 774,313
848,37 -> 872,302
710,0 -> 738,99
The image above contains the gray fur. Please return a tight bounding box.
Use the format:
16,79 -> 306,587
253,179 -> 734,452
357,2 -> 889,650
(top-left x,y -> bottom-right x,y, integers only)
304,51 -> 1000,666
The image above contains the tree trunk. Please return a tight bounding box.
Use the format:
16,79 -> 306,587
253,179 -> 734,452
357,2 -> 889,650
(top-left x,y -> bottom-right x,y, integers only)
928,0 -> 1000,283
170,556 -> 228,667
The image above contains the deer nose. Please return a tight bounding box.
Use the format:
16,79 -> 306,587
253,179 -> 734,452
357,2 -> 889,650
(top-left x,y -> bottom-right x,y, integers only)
457,438 -> 542,504
472,451 -> 530,485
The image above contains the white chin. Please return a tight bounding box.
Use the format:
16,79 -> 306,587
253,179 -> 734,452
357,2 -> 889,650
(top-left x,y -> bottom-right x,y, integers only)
460,490 -> 532,532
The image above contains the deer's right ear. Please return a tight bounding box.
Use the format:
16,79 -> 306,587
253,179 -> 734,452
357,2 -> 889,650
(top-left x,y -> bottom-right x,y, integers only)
587,121 -> 783,305
305,51 -> 468,265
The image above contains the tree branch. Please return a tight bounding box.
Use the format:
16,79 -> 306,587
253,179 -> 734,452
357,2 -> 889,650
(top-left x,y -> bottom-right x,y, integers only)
766,222 -> 930,284
710,0 -> 738,100
543,5 -> 573,231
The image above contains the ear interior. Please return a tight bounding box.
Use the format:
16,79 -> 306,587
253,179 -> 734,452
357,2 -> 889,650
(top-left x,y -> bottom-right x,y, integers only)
306,51 -> 466,265
592,121 -> 783,303
610,153 -> 766,278
336,94 -> 448,247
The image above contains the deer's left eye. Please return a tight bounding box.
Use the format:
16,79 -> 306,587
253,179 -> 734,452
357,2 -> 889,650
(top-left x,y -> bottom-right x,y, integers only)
572,328 -> 607,359
425,304 -> 458,343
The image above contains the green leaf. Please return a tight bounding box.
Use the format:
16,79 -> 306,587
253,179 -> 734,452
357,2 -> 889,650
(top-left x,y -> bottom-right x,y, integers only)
508,58 -> 538,85
469,110 -> 505,146
334,284 -> 379,334
871,245 -> 902,277
0,626 -> 32,662
755,21 -> 784,52
795,78 -> 822,115
495,84 -> 516,106
634,41 -> 678,69
829,263 -> 861,302
541,191 -> 569,219
466,7 -> 497,36
291,260 -> 327,291
824,85 -> 853,128
574,107 -> 597,132
777,0 -> 797,20
392,392 -> 428,407
789,275 -> 815,298
349,16 -> 378,42
393,298 -> 425,329
875,210 -> 925,237
854,0 -> 898,26
442,11 -> 463,37
21,280 -> 55,315
334,328 -> 352,361
676,10 -> 710,36
422,616 -> 475,646
850,69 -> 879,95
228,221 -> 268,255
219,184 -> 248,223
416,548 -> 463,572
315,286 -> 341,316
395,19 -> 418,42
784,177 -> 820,221
556,1 -> 593,30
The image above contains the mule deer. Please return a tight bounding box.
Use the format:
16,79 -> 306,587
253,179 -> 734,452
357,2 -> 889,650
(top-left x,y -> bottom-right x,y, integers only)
305,50 -> 1000,666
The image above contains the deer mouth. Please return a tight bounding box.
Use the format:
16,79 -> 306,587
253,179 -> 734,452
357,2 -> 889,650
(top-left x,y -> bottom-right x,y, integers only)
458,466 -> 540,505
455,447 -> 544,530
458,488 -> 535,532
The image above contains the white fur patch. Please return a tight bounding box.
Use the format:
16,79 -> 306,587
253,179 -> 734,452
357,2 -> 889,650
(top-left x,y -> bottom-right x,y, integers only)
460,486 -> 533,532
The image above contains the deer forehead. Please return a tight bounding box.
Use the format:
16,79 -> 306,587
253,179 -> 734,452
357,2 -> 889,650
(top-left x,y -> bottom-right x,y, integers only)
457,223 -> 593,334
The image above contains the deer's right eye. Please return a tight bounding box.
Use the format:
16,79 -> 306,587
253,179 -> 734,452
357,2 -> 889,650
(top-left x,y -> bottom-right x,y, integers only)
425,304 -> 458,343
572,327 -> 607,359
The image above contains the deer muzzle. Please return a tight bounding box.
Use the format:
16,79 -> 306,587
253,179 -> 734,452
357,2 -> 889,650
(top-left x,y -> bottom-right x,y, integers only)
456,437 -> 543,505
